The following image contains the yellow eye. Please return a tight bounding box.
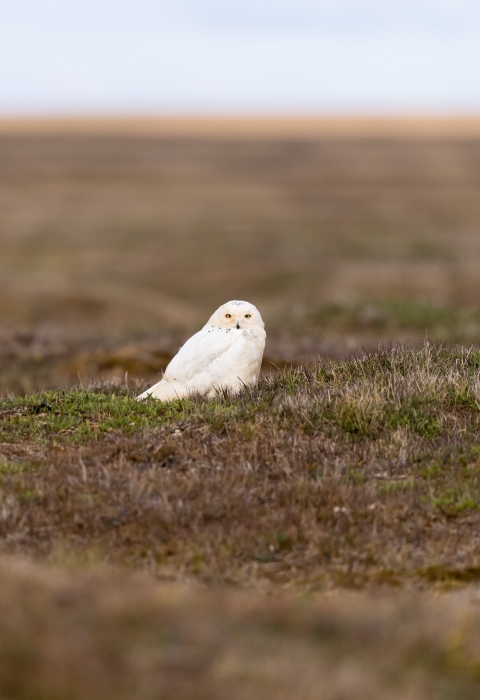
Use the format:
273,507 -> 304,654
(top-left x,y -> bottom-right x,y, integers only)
225,313 -> 232,318
244,314 -> 251,318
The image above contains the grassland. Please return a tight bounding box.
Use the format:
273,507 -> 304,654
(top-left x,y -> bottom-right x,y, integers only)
1,120 -> 480,698
2,558 -> 480,700
2,346 -> 480,697
1,119 -> 480,340
2,343 -> 480,588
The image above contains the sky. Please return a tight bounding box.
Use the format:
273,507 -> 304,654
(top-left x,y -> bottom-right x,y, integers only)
0,0 -> 479,115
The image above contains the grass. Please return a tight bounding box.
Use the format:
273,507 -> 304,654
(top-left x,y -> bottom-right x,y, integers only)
307,299 -> 480,341
3,342 -> 480,443
1,131 -> 480,339
0,389 -> 187,443
1,344 -> 480,592
3,298 -> 480,397
2,127 -> 480,697
1,559 -> 480,700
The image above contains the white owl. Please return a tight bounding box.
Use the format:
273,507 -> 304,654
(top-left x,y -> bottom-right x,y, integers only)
137,300 -> 266,401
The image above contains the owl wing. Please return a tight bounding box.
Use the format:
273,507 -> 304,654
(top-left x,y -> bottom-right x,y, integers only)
137,325 -> 263,401
163,325 -> 238,384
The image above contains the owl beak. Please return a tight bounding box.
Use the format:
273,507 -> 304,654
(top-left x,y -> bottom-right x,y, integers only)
236,322 -> 240,329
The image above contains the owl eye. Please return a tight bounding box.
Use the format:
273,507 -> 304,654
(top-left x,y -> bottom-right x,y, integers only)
244,314 -> 251,318
225,313 -> 232,318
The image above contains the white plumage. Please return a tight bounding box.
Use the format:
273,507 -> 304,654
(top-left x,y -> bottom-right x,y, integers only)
137,300 -> 266,401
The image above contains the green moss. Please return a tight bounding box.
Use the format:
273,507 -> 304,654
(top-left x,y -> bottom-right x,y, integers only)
2,344 -> 480,448
431,488 -> 480,515
0,461 -> 34,476
0,390 -> 193,443
378,478 -> 415,495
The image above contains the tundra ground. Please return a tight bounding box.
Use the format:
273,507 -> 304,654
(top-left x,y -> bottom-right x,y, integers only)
1,123 -> 480,698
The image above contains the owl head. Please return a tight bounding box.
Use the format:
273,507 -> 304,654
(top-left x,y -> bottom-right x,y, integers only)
208,300 -> 265,330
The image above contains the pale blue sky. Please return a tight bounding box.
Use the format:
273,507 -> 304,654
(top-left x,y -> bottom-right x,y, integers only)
0,0 -> 479,114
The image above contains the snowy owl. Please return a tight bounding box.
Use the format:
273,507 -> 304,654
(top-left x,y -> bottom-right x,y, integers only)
137,300 -> 266,401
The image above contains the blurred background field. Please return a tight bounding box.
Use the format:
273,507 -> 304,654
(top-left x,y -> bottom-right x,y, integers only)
1,117 -> 480,394
2,1 -> 480,696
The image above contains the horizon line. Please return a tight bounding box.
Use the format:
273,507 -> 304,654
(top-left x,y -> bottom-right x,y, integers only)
1,113 -> 480,138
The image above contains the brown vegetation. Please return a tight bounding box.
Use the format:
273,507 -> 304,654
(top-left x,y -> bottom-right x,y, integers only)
1,557 -> 480,700
2,345 -> 480,592
2,123 -> 480,697
1,124 -> 480,340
